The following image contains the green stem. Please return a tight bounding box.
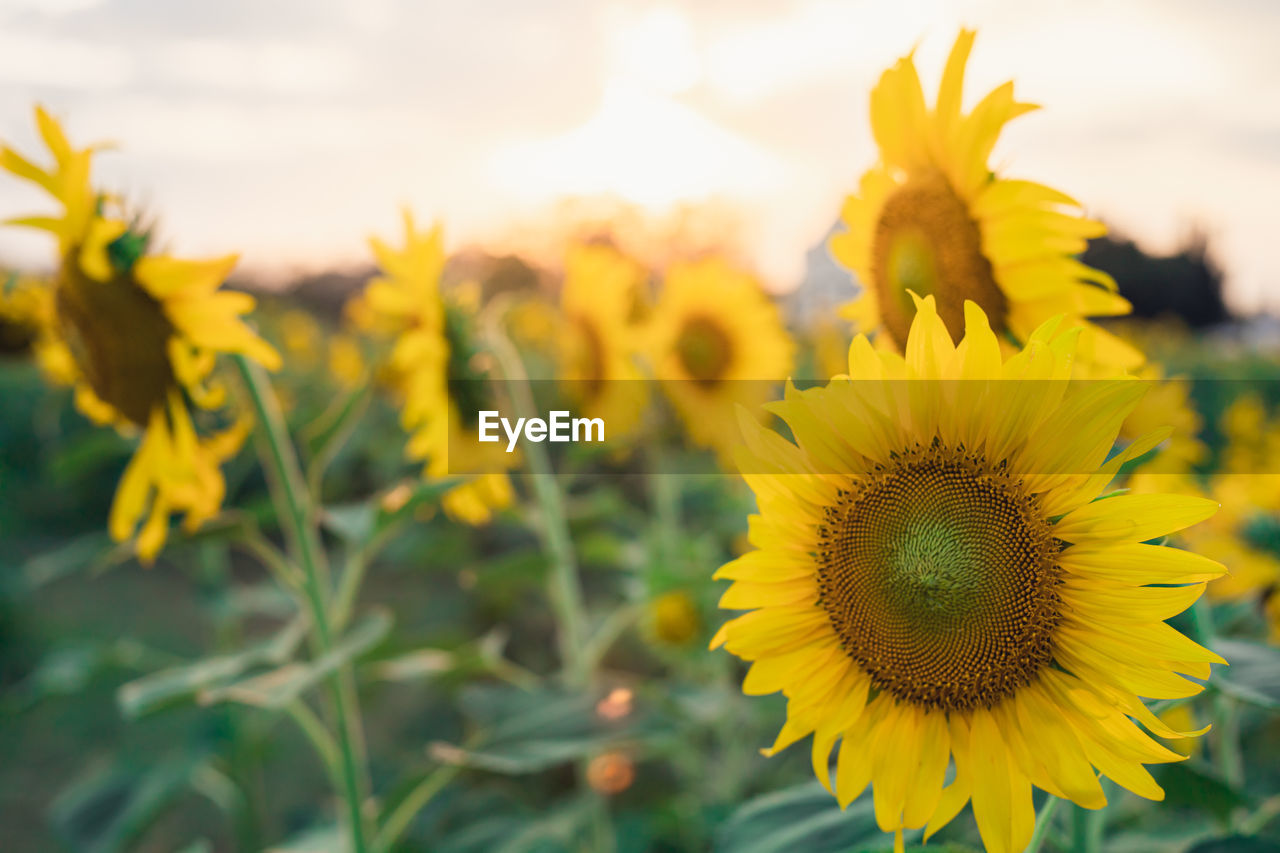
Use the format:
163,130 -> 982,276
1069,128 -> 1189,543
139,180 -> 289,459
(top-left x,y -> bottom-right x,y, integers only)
1214,698 -> 1245,789
233,529 -> 303,594
332,546 -> 372,633
484,321 -> 588,686
304,383 -> 374,502
1026,795 -> 1062,853
372,764 -> 461,853
284,700 -> 343,792
1071,803 -> 1103,853
1242,793 -> 1280,835
649,453 -> 682,569
234,355 -> 370,853
200,541 -> 265,850
581,604 -> 641,675
1189,598 -> 1245,789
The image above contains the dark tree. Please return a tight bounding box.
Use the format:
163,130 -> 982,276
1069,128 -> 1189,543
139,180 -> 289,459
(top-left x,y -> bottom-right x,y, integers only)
1080,229 -> 1231,328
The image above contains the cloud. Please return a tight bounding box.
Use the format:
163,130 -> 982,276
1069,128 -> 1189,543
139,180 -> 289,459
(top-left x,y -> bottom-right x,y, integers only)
1,0 -> 1277,309
152,37 -> 361,95
0,30 -> 135,89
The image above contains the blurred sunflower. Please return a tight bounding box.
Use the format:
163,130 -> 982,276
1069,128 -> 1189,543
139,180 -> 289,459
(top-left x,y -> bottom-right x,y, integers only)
809,317 -> 852,382
648,589 -> 701,648
1,106 -> 278,561
277,308 -> 323,369
0,274 -> 81,388
1123,368 -> 1207,483
557,243 -> 650,439
1178,395 -> 1280,603
830,30 -> 1139,373
327,332 -> 367,391
713,296 -> 1223,852
351,212 -> 513,524
647,258 -> 793,463
0,274 -> 48,355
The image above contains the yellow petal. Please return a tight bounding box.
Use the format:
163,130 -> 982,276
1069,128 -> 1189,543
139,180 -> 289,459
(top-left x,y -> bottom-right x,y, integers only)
1054,494 -> 1219,544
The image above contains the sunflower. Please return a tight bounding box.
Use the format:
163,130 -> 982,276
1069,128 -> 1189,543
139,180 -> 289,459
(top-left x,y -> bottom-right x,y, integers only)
712,295 -> 1224,852
1122,367 -> 1206,481
328,333 -> 367,391
647,257 -> 794,462
648,589 -> 701,648
830,30 -> 1140,375
557,243 -> 650,439
0,274 -> 48,356
277,308 -> 323,370
0,272 -> 81,388
2,106 -> 278,561
1171,395 -> 1280,603
352,212 -> 513,524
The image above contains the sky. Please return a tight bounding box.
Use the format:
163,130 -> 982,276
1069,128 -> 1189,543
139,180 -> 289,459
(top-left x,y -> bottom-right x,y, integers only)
1,0 -> 1278,311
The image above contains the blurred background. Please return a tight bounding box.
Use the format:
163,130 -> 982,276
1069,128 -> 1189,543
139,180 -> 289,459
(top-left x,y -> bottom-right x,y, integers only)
0,0 -> 1277,316
3,2 -> 1280,852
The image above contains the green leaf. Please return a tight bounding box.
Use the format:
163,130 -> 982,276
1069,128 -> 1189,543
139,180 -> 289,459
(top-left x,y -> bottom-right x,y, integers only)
322,501 -> 379,544
302,383 -> 373,464
174,841 -> 215,853
1214,639 -> 1280,710
716,783 -> 894,853
48,427 -> 132,484
117,617 -> 308,718
49,754 -> 204,853
1155,761 -> 1251,822
373,478 -> 462,535
322,478 -> 459,547
445,684 -> 669,775
1185,837 -> 1280,853
22,530 -> 124,590
370,647 -> 457,681
266,824 -> 347,852
199,609 -> 392,709
5,639 -> 168,713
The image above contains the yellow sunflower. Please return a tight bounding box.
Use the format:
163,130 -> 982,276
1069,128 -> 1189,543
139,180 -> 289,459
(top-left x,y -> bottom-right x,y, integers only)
1123,367 -> 1206,483
831,30 -> 1140,374
277,308 -> 323,370
328,332 -> 367,391
648,589 -> 701,648
0,272 -> 82,385
1175,395 -> 1280,603
352,212 -> 513,524
713,296 -> 1224,852
1,274 -> 48,356
558,243 -> 649,440
809,316 -> 853,382
647,257 -> 794,462
2,106 -> 278,561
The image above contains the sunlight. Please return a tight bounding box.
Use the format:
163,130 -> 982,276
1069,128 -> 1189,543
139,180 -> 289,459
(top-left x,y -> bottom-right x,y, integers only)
607,5 -> 701,95
490,81 -> 784,209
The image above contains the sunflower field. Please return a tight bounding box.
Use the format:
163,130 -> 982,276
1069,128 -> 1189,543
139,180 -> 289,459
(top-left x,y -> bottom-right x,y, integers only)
3,23 -> 1280,853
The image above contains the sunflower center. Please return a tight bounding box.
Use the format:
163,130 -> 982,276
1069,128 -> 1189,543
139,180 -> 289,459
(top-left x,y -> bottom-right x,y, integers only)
56,254 -> 175,426
676,315 -> 733,386
872,172 -> 1006,348
815,442 -> 1061,712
